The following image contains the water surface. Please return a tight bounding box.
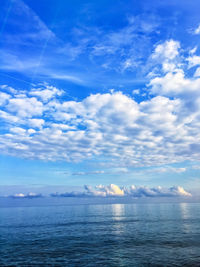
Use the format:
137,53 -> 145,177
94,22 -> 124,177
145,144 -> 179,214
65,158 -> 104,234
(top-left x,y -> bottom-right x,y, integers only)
0,202 -> 200,266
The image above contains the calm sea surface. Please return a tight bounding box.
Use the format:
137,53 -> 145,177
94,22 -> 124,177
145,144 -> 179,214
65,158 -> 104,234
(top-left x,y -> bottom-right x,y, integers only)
0,202 -> 200,266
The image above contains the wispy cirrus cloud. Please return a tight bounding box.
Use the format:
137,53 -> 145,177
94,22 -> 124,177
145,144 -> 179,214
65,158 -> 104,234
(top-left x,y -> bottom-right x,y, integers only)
0,0 -> 160,85
72,170 -> 105,176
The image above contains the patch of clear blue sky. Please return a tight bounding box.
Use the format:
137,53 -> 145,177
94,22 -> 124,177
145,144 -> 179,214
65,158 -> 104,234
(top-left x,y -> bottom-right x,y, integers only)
0,154 -> 199,192
0,0 -> 200,192
1,0 -> 200,98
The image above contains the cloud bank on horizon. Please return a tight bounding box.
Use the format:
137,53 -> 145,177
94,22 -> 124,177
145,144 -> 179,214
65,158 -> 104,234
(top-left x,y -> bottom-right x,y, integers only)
5,184 -> 191,198
71,184 -> 192,198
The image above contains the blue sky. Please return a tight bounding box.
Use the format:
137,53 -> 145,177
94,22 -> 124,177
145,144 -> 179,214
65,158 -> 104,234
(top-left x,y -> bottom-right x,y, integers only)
0,0 -> 200,197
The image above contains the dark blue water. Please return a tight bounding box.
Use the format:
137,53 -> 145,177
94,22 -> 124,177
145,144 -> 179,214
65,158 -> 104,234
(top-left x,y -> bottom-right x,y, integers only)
0,202 -> 200,266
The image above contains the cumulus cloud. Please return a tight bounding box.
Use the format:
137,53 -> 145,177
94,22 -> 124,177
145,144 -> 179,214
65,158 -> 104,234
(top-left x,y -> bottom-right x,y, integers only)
0,39 -> 200,167
29,85 -> 63,102
151,40 -> 180,73
51,184 -> 192,198
28,118 -> 45,129
85,184 -> 125,197
152,40 -> 180,61
0,81 -> 199,166
6,97 -> 44,118
9,192 -> 43,198
0,92 -> 11,106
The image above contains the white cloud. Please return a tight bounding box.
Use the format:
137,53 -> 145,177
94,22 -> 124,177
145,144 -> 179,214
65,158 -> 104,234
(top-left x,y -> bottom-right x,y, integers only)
85,184 -> 124,197
0,110 -> 19,123
149,41 -> 200,130
9,192 -> 42,198
149,69 -> 200,97
187,55 -> 200,68
50,74 -> 84,84
152,40 -> 180,61
50,123 -> 75,130
132,89 -> 140,95
194,24 -> 200,35
7,97 -> 44,118
28,129 -> 36,135
10,127 -> 26,135
0,80 -> 200,166
29,85 -> 63,102
151,40 -> 181,73
28,119 -> 44,129
194,67 -> 200,77
189,46 -> 197,55
1,40 -> 200,167
72,170 -> 105,176
0,92 -> 11,106
52,184 -> 192,198
145,166 -> 186,174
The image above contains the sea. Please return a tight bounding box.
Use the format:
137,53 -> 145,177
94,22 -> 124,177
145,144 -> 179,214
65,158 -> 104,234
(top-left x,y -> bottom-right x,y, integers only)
0,200 -> 200,266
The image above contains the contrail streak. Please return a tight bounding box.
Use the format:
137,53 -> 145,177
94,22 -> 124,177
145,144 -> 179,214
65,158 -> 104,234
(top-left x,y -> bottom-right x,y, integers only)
30,3 -> 61,85
0,0 -> 14,36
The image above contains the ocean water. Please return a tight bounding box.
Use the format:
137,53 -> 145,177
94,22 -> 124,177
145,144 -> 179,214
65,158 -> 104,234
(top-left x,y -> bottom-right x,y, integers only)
0,202 -> 200,266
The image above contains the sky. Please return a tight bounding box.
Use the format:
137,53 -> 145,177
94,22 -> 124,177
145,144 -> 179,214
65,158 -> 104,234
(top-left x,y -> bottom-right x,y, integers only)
0,0 -> 200,198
